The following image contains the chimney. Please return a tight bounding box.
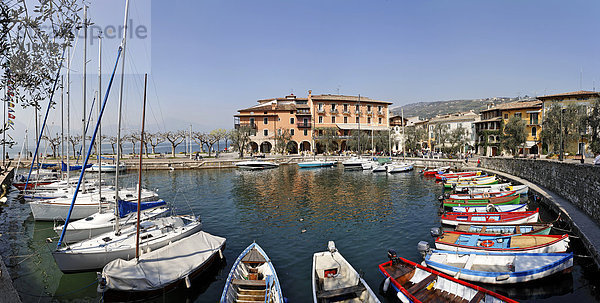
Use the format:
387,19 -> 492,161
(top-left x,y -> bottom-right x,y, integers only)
271,100 -> 277,110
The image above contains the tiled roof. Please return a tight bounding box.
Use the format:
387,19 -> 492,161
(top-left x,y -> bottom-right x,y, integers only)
311,94 -> 393,104
238,102 -> 297,112
538,90 -> 600,99
429,111 -> 479,124
490,100 -> 542,110
474,117 -> 502,124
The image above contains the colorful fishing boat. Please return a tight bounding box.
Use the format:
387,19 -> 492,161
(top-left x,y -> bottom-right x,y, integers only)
435,171 -> 482,180
443,177 -> 499,189
422,166 -> 450,176
424,250 -> 573,284
451,203 -> 527,213
441,209 -> 539,226
442,194 -> 520,208
447,190 -> 516,200
454,223 -> 553,235
435,231 -> 569,253
298,160 -> 336,168
378,251 -> 517,303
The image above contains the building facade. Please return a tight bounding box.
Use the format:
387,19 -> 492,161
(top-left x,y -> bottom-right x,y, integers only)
426,111 -> 479,153
234,91 -> 392,154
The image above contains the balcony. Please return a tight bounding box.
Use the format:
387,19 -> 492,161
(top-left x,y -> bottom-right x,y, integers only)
330,109 -> 339,114
366,111 -> 373,116
378,110 -> 385,116
234,123 -> 257,129
354,110 -> 362,115
297,122 -> 312,128
296,110 -> 311,116
317,109 -> 325,114
342,110 -> 351,115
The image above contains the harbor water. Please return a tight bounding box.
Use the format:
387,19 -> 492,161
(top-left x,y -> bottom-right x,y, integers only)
2,165 -> 600,302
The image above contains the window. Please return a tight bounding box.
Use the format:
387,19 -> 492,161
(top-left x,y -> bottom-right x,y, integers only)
290,117 -> 295,124
378,105 -> 382,112
530,113 -> 538,125
318,103 -> 323,111
378,117 -> 382,124
356,117 -> 359,123
318,116 -> 323,123
264,111 -> 268,114
263,117 -> 268,124
331,116 -> 336,123
344,117 -> 348,123
355,104 -> 360,111
319,130 -> 323,136
514,112 -> 522,119
291,129 -> 295,136
344,104 -> 348,111
263,129 -> 268,136
303,118 -> 308,125
290,111 -> 294,114
532,127 -> 537,138
250,118 -> 255,125
344,130 -> 349,136
367,105 -> 372,112
303,129 -> 308,136
277,129 -> 281,135
504,114 -> 508,119
367,117 -> 371,124
331,104 -> 336,111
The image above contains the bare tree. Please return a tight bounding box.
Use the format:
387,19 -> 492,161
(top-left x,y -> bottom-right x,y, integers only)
147,132 -> 165,154
68,135 -> 81,159
231,126 -> 254,158
164,131 -> 185,157
42,134 -> 61,158
191,131 -> 207,154
211,129 -> 228,154
124,132 -> 138,156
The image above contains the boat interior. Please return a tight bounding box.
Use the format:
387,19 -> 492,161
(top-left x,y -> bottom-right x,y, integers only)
313,251 -> 374,303
381,260 -> 491,303
440,233 -> 558,249
228,247 -> 278,303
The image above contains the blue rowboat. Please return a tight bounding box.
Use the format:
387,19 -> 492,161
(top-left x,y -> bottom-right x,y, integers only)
298,160 -> 336,168
424,250 -> 573,284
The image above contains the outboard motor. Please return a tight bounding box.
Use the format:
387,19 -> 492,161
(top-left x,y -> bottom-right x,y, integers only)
387,249 -> 400,265
417,241 -> 431,258
430,227 -> 442,238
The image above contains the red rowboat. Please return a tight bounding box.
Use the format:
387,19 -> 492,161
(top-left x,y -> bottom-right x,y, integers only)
441,209 -> 539,226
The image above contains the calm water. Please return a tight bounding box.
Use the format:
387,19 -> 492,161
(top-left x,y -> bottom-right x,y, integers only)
2,165 -> 600,302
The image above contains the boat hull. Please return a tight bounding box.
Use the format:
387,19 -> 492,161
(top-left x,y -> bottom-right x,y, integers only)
441,210 -> 539,226
435,233 -> 570,253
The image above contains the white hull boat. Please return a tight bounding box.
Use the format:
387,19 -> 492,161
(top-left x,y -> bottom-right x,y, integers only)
54,201 -> 169,243
235,160 -> 279,170
100,230 -> 226,293
372,164 -> 388,172
30,188 -> 159,221
386,163 -> 413,173
52,215 -> 203,273
451,204 -> 528,213
454,183 -> 511,192
220,242 -> 284,303
469,184 -> 529,195
312,241 -> 380,303
89,162 -> 127,172
424,250 -> 573,284
342,157 -> 370,169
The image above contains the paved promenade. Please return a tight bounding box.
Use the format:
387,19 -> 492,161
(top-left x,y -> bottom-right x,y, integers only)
470,165 -> 600,268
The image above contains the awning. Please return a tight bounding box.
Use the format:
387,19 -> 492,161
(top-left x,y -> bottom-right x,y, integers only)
525,141 -> 537,148
336,124 -> 389,131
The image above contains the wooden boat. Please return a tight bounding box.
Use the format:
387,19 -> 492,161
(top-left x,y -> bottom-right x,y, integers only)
220,243 -> 284,303
442,175 -> 492,183
443,194 -> 520,208
441,209 -> 539,226
342,157 -> 370,169
435,231 -> 570,253
422,166 -> 450,176
454,183 -> 511,193
298,160 -> 336,168
454,223 -> 553,235
466,184 -> 528,196
451,203 -> 527,213
99,231 -> 226,294
443,178 -> 498,189
448,190 -> 516,200
379,251 -> 517,303
435,171 -> 482,180
312,241 -> 380,303
424,250 -> 573,284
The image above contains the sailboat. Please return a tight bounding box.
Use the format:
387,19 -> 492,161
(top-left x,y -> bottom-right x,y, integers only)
99,73 -> 226,295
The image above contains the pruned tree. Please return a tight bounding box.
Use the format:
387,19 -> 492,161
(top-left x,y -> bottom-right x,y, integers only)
404,125 -> 426,153
164,130 -> 185,157
68,134 -> 81,159
191,131 -> 207,154
448,125 -> 467,154
588,100 -> 600,154
274,128 -> 293,154
42,133 -> 61,158
230,126 -> 254,158
431,123 -> 449,152
314,127 -> 337,154
108,136 -> 119,155
502,115 -> 527,156
147,132 -> 165,154
211,129 -> 228,153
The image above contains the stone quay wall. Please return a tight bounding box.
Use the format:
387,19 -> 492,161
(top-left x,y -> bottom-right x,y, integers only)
480,157 -> 600,223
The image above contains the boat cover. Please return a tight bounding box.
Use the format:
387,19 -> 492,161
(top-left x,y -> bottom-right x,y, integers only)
117,200 -> 167,218
102,231 -> 226,291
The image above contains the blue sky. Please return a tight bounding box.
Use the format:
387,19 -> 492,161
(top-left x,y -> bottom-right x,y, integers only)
11,0 -> 600,147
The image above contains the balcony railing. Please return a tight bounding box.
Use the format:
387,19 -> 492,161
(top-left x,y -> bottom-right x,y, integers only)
366,111 -> 373,116
296,110 -> 311,115
317,109 -> 325,113
330,109 -> 339,114
378,110 -> 385,116
342,110 -> 351,114
354,110 -> 362,115
297,122 -> 312,128
234,123 -> 257,129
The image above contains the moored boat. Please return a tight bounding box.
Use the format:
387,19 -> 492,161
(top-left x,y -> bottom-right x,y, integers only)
447,190 -> 516,200
235,160 -> 279,170
89,162 -> 127,172
387,163 -> 414,173
379,250 -> 517,303
435,231 -> 570,253
342,157 -> 370,169
435,171 -> 482,180
298,160 -> 336,168
424,250 -> 573,284
220,242 -> 284,303
442,194 -> 520,208
451,203 -> 527,213
454,223 -> 553,235
441,209 -> 539,226
312,241 -> 380,303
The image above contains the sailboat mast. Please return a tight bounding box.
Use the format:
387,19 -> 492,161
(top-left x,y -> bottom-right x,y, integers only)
81,6 -> 87,165
60,76 -> 64,179
114,0 -> 130,233
67,46 -> 70,178
97,33 -> 102,211
136,74 -> 148,261
402,108 -> 405,161
357,94 -> 361,155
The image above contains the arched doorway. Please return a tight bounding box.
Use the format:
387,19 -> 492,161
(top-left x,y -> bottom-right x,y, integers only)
260,141 -> 272,153
331,141 -> 339,153
315,142 -> 325,154
299,141 -> 311,152
248,142 -> 259,153
340,140 -> 347,152
286,141 -> 298,154
530,144 -> 539,155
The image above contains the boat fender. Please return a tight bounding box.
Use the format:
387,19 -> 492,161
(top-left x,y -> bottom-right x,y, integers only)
219,248 -> 223,259
184,275 -> 191,288
382,277 -> 391,293
496,274 -> 510,281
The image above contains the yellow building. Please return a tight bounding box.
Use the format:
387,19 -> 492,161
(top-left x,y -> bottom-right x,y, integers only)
496,100 -> 543,155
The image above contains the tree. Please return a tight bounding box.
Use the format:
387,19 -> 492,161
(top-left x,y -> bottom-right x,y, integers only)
347,130 -> 369,154
448,125 -> 467,154
588,100 -> 600,154
230,126 -> 254,158
502,115 -> 527,156
205,131 -> 220,156
211,129 -> 228,153
373,130 -> 390,153
108,136 -> 120,155
404,126 -> 426,153
164,131 -> 185,157
130,131 -> 148,157
431,123 -> 449,152
68,135 -> 81,159
42,133 -> 61,158
224,130 -> 233,152
541,103 -> 588,154
314,127 -> 338,154
124,133 -> 137,155
147,132 -> 165,154
274,128 -> 293,154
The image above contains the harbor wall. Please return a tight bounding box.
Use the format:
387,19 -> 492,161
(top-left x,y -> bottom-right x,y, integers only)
480,157 -> 600,224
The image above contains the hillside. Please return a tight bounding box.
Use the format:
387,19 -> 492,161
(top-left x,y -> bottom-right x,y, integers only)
391,97 -> 520,119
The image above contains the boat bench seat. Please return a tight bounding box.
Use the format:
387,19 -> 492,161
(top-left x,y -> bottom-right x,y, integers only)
232,279 -> 266,287
316,284 -> 366,299
468,290 -> 485,303
407,274 -> 436,295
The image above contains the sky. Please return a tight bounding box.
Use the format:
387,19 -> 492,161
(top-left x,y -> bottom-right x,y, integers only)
8,0 -> 600,149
